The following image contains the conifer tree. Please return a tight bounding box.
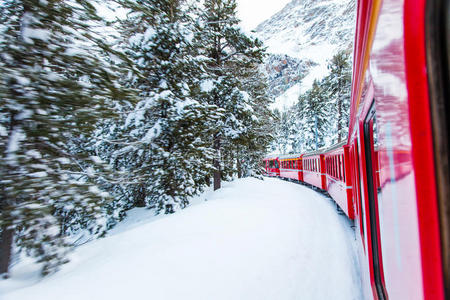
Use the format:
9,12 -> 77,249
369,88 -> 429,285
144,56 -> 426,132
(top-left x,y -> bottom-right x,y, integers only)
324,51 -> 351,143
0,0 -> 128,277
110,0 -> 220,214
194,0 -> 266,189
299,80 -> 330,151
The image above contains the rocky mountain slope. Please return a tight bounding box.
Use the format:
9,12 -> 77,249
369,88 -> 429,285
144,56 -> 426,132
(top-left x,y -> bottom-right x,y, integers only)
255,0 -> 356,110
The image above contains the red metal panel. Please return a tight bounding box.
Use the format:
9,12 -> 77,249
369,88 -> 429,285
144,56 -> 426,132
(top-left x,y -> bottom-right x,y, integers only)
404,0 -> 445,298
343,146 -> 355,219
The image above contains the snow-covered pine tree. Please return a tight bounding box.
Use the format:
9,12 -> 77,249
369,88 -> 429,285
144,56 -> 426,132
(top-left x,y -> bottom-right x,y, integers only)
298,80 -> 330,151
324,51 -> 351,143
291,97 -> 307,153
277,110 -> 292,154
111,0 -> 219,214
0,0 -> 129,277
236,69 -> 275,178
194,0 -> 266,189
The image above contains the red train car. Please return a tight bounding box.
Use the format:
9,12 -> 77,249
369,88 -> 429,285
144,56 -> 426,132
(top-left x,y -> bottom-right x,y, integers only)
324,142 -> 354,219
263,156 -> 280,177
279,154 -> 303,181
302,150 -> 326,190
348,0 -> 448,298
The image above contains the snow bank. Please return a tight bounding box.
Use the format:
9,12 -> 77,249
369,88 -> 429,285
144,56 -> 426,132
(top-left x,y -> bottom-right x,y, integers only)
0,178 -> 362,300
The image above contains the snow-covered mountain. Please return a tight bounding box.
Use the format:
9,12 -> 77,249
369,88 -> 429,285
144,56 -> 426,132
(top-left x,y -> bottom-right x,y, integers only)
255,0 -> 356,110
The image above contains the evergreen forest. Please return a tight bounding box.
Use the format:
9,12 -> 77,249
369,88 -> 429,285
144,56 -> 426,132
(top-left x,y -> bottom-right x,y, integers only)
0,0 -> 351,278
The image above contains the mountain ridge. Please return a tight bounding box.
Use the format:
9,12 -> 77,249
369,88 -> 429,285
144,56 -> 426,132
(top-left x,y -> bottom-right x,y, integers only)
254,0 -> 356,110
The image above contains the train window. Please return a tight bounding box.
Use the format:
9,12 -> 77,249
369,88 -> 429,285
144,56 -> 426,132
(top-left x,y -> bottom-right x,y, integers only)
342,155 -> 346,182
336,155 -> 341,179
329,158 -> 331,174
336,156 -> 339,179
364,104 -> 387,299
329,158 -> 332,176
331,156 -> 336,177
337,156 -> 340,179
336,156 -> 338,178
327,158 -> 329,174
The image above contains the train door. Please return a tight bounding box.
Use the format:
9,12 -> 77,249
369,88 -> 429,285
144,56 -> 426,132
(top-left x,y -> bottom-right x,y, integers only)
352,138 -> 365,245
364,104 -> 387,299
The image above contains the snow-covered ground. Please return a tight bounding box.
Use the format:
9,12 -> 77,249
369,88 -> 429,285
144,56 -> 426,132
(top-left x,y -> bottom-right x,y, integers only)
0,178 -> 362,300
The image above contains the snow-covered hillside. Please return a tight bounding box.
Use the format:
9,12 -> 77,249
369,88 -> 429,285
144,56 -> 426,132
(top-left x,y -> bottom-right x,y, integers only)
257,0 -> 356,109
1,178 -> 362,300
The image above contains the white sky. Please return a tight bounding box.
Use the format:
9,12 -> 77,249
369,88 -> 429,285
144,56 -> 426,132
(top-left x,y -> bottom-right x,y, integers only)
236,0 -> 292,31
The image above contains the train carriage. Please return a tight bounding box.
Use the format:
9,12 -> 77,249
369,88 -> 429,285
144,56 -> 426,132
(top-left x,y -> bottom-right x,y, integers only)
302,150 -> 326,190
348,0 -> 448,298
263,156 -> 280,177
279,154 -> 303,182
324,142 -> 354,219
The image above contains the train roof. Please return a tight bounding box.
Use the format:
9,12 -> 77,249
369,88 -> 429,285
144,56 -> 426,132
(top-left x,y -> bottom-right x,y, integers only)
323,141 -> 348,153
302,142 -> 348,157
302,148 -> 327,157
263,155 -> 279,160
278,153 -> 302,159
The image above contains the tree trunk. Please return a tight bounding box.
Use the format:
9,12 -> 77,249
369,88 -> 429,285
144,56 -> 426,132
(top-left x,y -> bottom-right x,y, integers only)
134,184 -> 146,207
237,155 -> 242,179
213,134 -> 221,191
0,227 -> 13,278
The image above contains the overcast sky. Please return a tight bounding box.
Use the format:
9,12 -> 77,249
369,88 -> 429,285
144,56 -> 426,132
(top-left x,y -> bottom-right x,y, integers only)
236,0 -> 292,31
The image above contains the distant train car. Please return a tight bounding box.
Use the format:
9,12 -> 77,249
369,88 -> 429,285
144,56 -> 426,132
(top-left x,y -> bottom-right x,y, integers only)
279,154 -> 303,182
263,156 -> 280,177
323,142 -> 354,219
302,150 -> 326,190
